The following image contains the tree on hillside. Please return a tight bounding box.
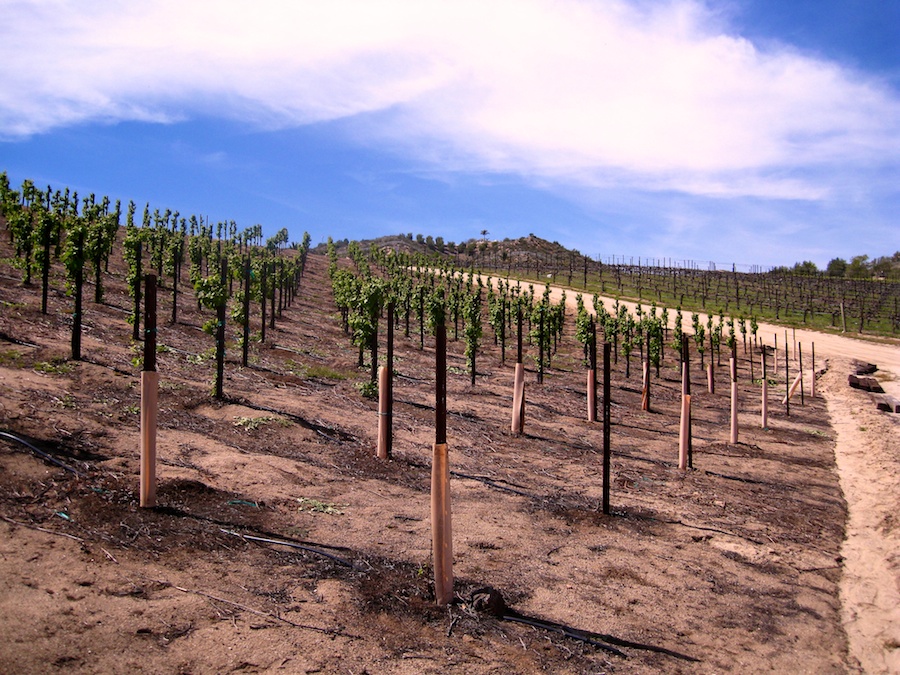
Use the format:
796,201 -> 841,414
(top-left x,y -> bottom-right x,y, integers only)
792,261 -> 818,276
847,255 -> 870,279
826,257 -> 847,277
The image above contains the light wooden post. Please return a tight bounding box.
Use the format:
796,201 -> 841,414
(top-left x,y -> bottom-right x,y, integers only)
432,324 -> 453,606
761,345 -> 769,429
773,334 -> 778,375
811,343 -> 816,398
783,372 -> 803,404
729,349 -> 738,445
602,342 -> 611,515
707,361 -> 714,394
798,342 -> 804,406
140,274 -> 158,508
641,359 -> 650,411
377,366 -> 390,459
679,339 -> 691,470
784,332 -> 790,417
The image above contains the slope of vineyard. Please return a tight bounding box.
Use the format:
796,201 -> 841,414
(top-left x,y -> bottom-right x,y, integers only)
0,206 -> 871,673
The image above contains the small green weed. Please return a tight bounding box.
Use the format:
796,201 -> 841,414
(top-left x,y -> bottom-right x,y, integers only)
53,393 -> 77,408
187,348 -> 216,365
34,359 -> 74,375
296,497 -> 346,515
233,415 -> 277,431
0,349 -> 23,367
124,405 -> 140,415
355,380 -> 378,400
306,365 -> 349,380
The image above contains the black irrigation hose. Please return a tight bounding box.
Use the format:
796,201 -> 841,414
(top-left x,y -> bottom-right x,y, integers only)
500,613 -> 628,658
449,471 -> 536,498
0,331 -> 40,348
221,529 -> 363,570
501,612 -> 700,661
150,505 -> 352,553
468,586 -> 699,662
0,430 -> 86,477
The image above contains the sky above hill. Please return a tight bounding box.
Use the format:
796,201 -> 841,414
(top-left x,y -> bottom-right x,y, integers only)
2,0 -> 898,269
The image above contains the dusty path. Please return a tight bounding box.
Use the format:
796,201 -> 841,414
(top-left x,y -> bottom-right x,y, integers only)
821,365 -> 900,674
527,278 -> 900,673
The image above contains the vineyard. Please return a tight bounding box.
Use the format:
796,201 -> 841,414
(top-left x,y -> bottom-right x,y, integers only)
0,174 -> 874,672
439,234 -> 900,337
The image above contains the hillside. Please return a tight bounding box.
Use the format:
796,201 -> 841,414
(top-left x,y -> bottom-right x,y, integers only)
321,232 -> 900,338
0,221 -> 866,673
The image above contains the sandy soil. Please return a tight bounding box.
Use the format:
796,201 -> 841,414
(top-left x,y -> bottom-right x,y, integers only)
533,277 -> 900,674
0,244 -> 897,673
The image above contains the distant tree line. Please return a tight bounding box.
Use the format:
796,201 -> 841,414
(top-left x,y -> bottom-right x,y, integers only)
780,253 -> 900,281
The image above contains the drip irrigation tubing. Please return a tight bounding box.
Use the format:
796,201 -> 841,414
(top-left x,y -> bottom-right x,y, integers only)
149,504 -> 352,553
0,331 -> 40,348
221,529 -> 363,570
500,611 -> 699,661
0,430 -> 86,477
449,471 -> 536,498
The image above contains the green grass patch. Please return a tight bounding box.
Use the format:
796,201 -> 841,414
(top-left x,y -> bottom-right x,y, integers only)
0,349 -> 23,367
306,364 -> 350,380
296,497 -> 346,515
34,359 -> 74,375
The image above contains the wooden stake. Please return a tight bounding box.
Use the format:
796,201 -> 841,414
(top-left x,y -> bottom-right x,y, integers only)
377,366 -> 390,459
784,333 -> 790,417
749,344 -> 754,383
602,342 -> 611,515
588,319 -> 597,421
682,339 -> 692,469
773,334 -> 778,375
707,361 -> 714,394
678,394 -> 691,470
798,342 -> 804,406
761,345 -> 769,429
140,274 -> 158,508
782,372 -> 803,404
432,324 -> 453,606
140,371 -> 158,508
729,354 -> 738,445
641,359 -> 650,411
511,363 -> 526,434
386,302 -> 394,457
811,342 -> 816,398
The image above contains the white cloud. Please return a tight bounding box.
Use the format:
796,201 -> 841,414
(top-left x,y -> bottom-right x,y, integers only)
2,0 -> 899,201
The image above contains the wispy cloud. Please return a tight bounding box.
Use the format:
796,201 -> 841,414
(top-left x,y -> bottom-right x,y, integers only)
2,0 -> 899,203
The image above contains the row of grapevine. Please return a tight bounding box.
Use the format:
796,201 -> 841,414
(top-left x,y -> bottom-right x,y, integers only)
0,171 -> 310,399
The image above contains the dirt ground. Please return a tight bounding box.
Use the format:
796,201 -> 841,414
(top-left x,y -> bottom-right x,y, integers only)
0,238 -> 897,673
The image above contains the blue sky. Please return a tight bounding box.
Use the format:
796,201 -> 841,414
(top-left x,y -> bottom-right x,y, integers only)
2,0 -> 899,269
